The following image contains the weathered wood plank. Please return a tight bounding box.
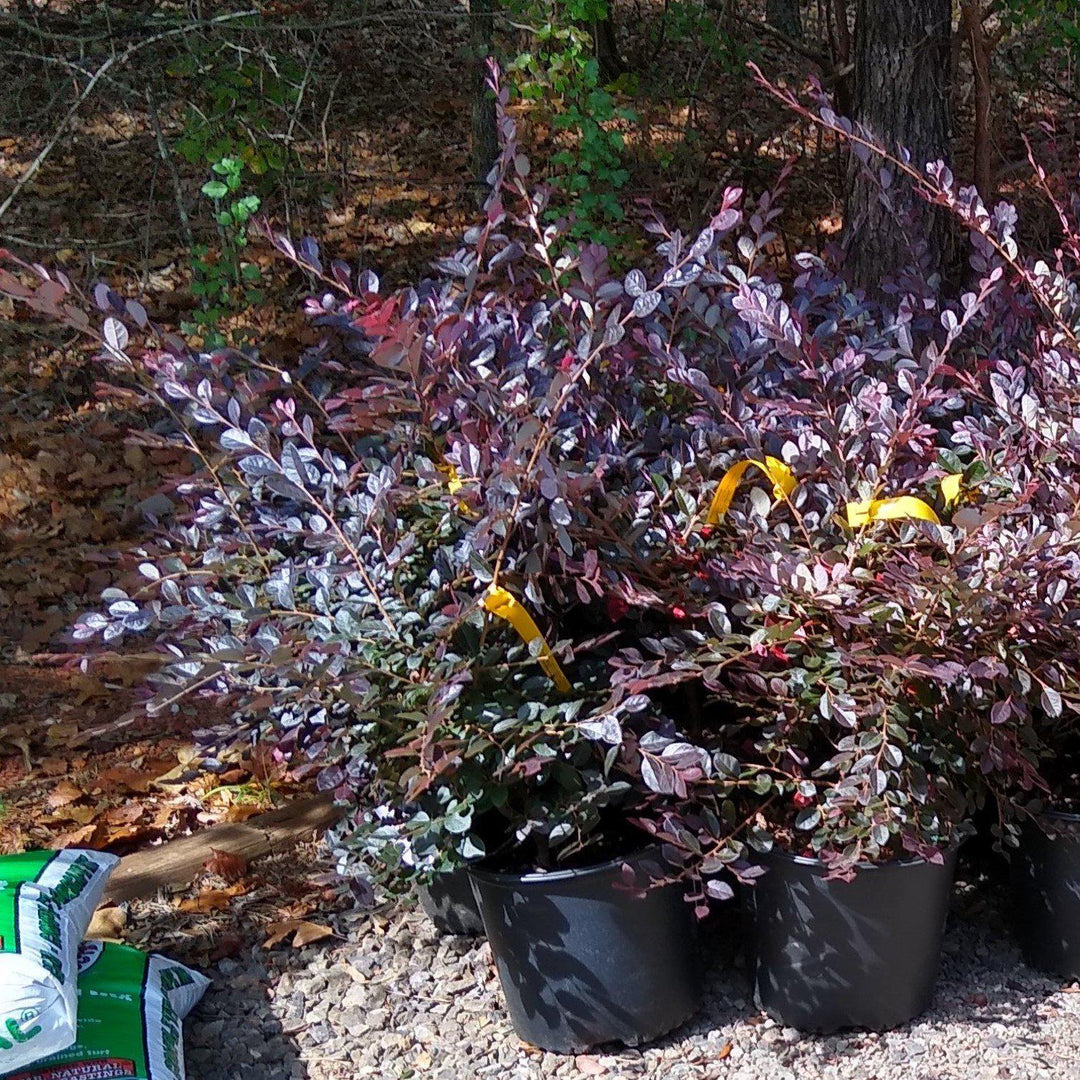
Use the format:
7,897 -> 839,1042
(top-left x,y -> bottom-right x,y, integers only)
104,793 -> 343,903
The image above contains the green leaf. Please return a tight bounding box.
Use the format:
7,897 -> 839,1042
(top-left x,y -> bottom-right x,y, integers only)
1041,685 -> 1063,717
937,448 -> 964,474
443,812 -> 471,834
460,834 -> 485,859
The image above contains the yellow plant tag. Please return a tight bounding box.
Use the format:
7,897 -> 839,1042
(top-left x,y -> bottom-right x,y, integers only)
706,456 -> 797,524
845,496 -> 941,528
482,587 -> 571,693
941,472 -> 963,507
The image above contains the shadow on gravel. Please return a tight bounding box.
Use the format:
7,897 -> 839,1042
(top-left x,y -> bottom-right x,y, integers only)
126,862 -> 320,1080
187,962 -> 310,1080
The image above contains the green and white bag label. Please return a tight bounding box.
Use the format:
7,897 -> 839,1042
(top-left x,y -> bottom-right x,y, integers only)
4,941 -> 209,1080
0,850 -> 118,1074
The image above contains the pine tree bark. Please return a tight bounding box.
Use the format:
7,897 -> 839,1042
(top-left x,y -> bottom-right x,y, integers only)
766,0 -> 803,41
470,0 -> 499,196
842,0 -> 953,288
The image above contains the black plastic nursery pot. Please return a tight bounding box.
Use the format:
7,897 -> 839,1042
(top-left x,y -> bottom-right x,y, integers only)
417,868 -> 486,937
748,846 -> 958,1033
467,848 -> 701,1053
1011,811 -> 1080,979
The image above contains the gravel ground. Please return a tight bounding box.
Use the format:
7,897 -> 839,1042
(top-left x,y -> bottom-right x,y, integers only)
163,870 -> 1080,1080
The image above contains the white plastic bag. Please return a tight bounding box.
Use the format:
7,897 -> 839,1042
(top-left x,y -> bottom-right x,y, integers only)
0,849 -> 118,1073
7,941 -> 210,1080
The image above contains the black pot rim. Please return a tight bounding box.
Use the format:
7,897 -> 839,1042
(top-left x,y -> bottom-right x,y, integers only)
467,845 -> 660,887
1034,808 -> 1080,824
762,839 -> 961,872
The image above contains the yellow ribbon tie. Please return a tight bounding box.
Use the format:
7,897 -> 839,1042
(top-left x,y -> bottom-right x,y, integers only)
845,496 -> 941,528
941,473 -> 963,508
437,462 -> 463,495
482,587 -> 572,693
706,456 -> 797,525
436,460 -> 480,517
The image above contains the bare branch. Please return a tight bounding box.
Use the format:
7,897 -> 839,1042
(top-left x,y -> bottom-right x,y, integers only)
0,8 -> 260,222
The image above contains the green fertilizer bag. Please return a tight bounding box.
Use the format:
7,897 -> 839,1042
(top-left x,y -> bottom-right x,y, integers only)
0,850 -> 118,1073
4,941 -> 209,1080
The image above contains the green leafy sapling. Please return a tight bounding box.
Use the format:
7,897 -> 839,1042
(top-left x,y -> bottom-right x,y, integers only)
184,157 -> 263,349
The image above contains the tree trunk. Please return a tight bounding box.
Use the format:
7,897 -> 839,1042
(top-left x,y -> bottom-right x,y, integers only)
470,0 -> 498,195
832,0 -> 851,66
766,0 -> 803,41
594,15 -> 625,83
842,0 -> 953,288
829,0 -> 853,115
960,0 -> 993,202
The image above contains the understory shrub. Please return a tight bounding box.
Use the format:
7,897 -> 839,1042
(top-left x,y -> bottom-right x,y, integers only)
5,76 -> 1080,897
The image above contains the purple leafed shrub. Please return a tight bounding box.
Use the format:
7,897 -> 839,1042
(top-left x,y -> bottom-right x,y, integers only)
624,77 -> 1080,872
4,75 -> 1080,894
0,92 -> 757,897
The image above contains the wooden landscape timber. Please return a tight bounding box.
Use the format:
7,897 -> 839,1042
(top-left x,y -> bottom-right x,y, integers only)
103,793 -> 344,903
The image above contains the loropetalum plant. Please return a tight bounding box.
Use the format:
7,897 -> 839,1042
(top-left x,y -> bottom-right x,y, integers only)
0,87 -> 759,902
6,74 -> 1080,895
608,80 -> 1080,873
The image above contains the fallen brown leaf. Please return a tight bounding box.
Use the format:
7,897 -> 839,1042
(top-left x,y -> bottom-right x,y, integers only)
72,675 -> 108,706
46,778 -> 83,809
104,802 -> 145,826
100,823 -> 160,851
151,747 -> 199,787
275,897 -> 318,918
54,804 -> 97,825
177,884 -> 247,913
98,765 -> 155,793
48,823 -> 97,849
204,848 -> 248,883
143,755 -> 180,777
87,906 -> 125,940
263,918 -> 335,949
150,803 -> 181,830
45,722 -> 82,747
